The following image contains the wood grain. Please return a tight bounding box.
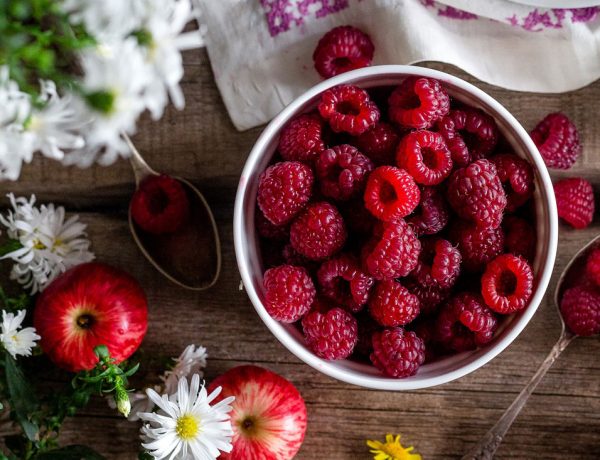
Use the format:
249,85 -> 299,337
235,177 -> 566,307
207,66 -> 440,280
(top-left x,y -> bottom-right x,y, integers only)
2,50 -> 599,459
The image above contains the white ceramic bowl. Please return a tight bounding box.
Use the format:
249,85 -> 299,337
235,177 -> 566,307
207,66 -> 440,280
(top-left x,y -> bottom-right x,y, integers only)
234,65 -> 558,390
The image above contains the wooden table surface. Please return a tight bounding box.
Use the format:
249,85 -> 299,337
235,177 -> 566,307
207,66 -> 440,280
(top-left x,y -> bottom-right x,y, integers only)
3,51 -> 599,459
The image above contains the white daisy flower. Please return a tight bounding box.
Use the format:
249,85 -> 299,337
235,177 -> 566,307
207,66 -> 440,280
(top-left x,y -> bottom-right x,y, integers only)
119,344 -> 208,421
0,310 -> 41,359
26,80 -> 86,161
139,374 -> 234,460
139,0 -> 204,119
62,39 -> 151,167
0,194 -> 95,293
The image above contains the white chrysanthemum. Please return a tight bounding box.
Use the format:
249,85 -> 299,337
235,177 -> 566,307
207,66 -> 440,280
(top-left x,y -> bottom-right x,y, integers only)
62,39 -> 151,167
61,0 -> 151,40
26,81 -> 86,160
0,310 -> 41,359
119,344 -> 208,422
139,374 -> 234,460
0,66 -> 34,180
0,194 -> 95,293
140,0 -> 204,119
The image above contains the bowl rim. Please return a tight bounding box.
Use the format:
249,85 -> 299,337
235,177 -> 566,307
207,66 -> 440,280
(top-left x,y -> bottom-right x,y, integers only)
234,64 -> 558,390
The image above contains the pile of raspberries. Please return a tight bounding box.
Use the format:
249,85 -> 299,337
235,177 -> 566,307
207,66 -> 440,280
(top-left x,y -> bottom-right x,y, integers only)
256,74 -> 539,379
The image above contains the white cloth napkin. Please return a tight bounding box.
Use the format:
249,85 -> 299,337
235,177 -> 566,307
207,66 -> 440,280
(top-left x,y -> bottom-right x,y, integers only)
197,0 -> 600,131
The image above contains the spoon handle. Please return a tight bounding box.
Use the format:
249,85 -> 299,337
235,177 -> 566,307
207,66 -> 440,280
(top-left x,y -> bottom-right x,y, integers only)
122,132 -> 157,185
461,329 -> 575,460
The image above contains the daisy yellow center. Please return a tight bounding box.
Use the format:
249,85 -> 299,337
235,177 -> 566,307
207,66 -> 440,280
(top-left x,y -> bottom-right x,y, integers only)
176,414 -> 200,441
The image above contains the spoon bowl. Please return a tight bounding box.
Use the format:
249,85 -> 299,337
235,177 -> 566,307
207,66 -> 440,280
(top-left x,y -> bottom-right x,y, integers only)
124,134 -> 221,291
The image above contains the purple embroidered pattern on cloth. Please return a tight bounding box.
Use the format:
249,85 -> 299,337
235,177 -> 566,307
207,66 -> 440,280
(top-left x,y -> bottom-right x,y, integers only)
507,7 -> 599,31
260,0 -> 352,36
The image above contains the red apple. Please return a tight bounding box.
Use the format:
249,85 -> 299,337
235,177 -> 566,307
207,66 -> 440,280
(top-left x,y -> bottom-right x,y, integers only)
208,365 -> 307,460
34,262 -> 148,372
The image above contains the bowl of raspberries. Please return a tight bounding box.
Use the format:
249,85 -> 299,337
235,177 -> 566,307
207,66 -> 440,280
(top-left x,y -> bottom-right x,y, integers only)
234,65 -> 558,390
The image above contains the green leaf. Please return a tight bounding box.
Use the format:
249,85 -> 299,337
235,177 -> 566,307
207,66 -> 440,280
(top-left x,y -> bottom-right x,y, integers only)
0,239 -> 23,257
4,354 -> 39,441
85,91 -> 115,114
34,445 -> 106,460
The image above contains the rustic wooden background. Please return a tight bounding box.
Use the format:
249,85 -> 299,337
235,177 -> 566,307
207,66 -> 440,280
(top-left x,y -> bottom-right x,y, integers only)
2,51 -> 599,459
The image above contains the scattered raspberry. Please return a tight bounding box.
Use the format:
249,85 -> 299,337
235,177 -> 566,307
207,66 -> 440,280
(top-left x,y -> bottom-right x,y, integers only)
406,186 -> 449,236
370,328 -> 425,378
404,278 -> 450,315
257,161 -> 314,225
491,154 -> 534,211
302,307 -> 358,359
313,25 -> 375,79
586,248 -> 600,287
354,122 -> 399,165
369,280 -> 420,327
364,166 -> 420,222
560,286 -> 600,336
554,178 -> 595,229
447,159 -> 507,229
437,109 -> 499,166
481,254 -> 533,314
353,312 -> 380,357
449,220 -> 505,272
435,292 -> 498,352
315,144 -> 374,201
362,219 -> 421,280
263,265 -> 316,322
317,254 -> 374,312
256,210 -> 288,240
388,77 -> 450,129
318,84 -> 380,135
131,174 -> 190,234
530,112 -> 581,169
290,202 -> 347,260
503,216 -> 536,262
278,113 -> 326,163
396,130 -> 452,186
410,238 -> 461,289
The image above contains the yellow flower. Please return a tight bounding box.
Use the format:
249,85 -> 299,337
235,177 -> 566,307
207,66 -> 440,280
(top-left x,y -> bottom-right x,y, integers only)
366,434 -> 422,460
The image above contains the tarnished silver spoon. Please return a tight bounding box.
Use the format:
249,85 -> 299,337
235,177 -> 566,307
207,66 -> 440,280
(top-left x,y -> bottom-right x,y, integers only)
462,234 -> 600,460
124,133 -> 221,291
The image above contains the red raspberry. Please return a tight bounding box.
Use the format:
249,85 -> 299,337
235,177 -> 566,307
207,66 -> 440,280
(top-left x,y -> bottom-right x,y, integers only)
447,159 -> 507,229
435,292 -> 498,352
437,109 -> 499,166
317,254 -> 374,313
370,328 -> 425,378
302,307 -> 358,359
315,144 -> 374,201
449,220 -> 505,272
481,254 -> 533,314
404,278 -> 450,315
340,198 -> 377,235
131,174 -> 190,234
560,286 -> 600,336
263,265 -> 316,322
396,130 -> 452,186
388,77 -> 450,129
586,248 -> 600,287
313,25 -> 374,79
490,154 -> 534,211
406,186 -> 449,236
503,216 -> 536,262
554,178 -> 595,229
369,280 -> 420,327
282,243 -> 318,272
410,238 -> 461,289
256,210 -> 288,240
318,85 -> 380,135
353,312 -> 380,357
354,122 -> 399,165
362,219 -> 421,280
364,166 -> 420,222
530,112 -> 581,169
257,161 -> 314,225
278,113 -> 325,163
290,202 -> 347,260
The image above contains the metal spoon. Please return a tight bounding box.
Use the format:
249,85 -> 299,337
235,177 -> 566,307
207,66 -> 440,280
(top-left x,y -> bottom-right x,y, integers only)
124,133 -> 221,291
462,234 -> 600,459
